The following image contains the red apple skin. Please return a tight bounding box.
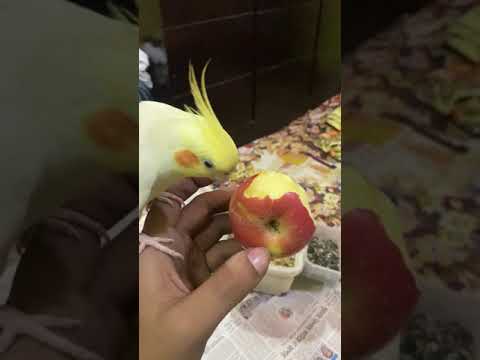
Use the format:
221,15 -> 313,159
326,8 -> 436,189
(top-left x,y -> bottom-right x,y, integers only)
343,208 -> 420,359
229,175 -> 315,257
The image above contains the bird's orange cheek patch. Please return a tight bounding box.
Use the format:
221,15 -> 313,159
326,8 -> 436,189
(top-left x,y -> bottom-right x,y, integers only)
85,109 -> 138,152
174,150 -> 199,168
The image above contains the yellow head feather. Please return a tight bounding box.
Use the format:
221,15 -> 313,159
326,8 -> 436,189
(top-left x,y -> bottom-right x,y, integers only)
177,61 -> 239,178
186,61 -> 221,129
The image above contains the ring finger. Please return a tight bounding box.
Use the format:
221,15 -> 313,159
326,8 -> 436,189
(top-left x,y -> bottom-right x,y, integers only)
193,213 -> 231,252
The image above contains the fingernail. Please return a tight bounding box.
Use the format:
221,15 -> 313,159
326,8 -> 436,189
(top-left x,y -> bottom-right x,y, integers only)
247,247 -> 270,275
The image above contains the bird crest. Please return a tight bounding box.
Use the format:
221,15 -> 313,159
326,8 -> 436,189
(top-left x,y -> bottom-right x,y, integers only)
184,61 -> 221,129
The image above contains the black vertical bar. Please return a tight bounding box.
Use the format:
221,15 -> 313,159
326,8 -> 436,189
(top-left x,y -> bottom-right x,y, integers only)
309,0 -> 324,96
251,0 -> 258,122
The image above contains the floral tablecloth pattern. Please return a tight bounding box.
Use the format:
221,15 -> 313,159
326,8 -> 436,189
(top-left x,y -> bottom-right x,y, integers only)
344,0 -> 480,294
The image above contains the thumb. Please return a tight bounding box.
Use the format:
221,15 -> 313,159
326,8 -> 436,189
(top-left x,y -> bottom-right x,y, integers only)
175,248 -> 270,335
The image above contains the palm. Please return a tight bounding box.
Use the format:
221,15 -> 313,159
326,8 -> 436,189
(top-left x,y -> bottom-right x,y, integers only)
141,178 -> 242,292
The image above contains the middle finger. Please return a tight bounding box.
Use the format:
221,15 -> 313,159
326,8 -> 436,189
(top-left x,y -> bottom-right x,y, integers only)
176,190 -> 232,237
193,213 -> 231,252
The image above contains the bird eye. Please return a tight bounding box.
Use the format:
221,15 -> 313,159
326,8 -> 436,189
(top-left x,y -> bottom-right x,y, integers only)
204,160 -> 214,169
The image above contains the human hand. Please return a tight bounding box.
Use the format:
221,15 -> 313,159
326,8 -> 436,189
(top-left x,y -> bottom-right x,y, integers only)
139,178 -> 270,360
3,174 -> 138,360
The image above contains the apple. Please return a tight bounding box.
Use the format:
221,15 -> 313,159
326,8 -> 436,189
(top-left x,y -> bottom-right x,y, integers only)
229,171 -> 315,258
342,166 -> 420,359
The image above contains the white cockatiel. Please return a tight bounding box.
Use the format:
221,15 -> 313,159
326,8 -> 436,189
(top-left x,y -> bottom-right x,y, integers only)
0,2 -> 139,359
138,64 -> 239,258
0,0 -> 137,277
139,64 -> 239,215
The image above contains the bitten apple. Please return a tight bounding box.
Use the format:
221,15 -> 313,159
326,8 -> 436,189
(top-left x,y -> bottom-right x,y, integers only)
342,166 -> 420,358
229,171 -> 315,258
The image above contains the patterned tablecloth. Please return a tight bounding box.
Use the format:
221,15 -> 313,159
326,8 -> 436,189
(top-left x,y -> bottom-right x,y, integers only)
221,95 -> 342,230
343,0 -> 480,295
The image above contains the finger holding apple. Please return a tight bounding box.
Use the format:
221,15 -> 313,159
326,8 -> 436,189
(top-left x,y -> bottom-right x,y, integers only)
229,171 -> 316,258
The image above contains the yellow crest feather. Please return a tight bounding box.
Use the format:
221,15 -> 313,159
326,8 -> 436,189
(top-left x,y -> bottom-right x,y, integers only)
186,61 -> 221,127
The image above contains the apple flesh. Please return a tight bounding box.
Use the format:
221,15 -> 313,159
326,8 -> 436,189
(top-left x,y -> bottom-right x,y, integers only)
342,166 -> 420,358
229,171 -> 315,258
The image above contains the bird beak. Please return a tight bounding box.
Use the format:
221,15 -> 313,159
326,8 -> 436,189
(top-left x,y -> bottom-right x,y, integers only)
213,172 -> 229,186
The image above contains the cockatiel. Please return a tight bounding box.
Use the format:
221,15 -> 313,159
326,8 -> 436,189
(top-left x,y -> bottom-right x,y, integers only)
0,1 -> 138,359
0,0 -> 138,275
139,63 -> 239,214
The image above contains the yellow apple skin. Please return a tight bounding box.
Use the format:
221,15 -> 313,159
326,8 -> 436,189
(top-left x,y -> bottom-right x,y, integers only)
229,171 -> 315,258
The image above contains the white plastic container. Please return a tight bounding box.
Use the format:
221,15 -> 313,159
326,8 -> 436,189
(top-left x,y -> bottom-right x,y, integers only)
303,225 -> 341,284
254,248 -> 306,295
303,258 -> 341,284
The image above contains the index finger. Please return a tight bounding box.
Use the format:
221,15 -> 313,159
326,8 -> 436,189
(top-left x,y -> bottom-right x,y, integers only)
176,190 -> 232,237
168,177 -> 212,200
143,177 -> 212,233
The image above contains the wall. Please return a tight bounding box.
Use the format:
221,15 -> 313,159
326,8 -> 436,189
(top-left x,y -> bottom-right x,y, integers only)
151,0 -> 341,145
139,0 -> 164,40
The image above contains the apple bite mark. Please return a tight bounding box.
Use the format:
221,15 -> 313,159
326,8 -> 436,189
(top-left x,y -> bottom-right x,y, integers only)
243,171 -> 312,214
229,172 -> 315,258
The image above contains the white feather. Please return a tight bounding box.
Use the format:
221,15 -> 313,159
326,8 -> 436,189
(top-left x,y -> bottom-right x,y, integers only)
0,0 -> 137,273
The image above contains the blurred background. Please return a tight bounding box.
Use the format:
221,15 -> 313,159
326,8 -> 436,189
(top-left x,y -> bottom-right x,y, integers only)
342,0 -> 431,56
342,0 -> 480,358
140,0 -> 341,146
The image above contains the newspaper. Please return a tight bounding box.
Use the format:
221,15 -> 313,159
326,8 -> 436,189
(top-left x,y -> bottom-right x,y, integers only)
202,279 -> 341,360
